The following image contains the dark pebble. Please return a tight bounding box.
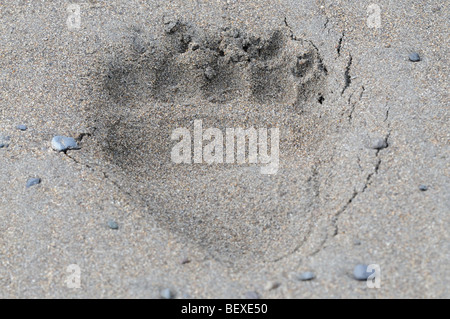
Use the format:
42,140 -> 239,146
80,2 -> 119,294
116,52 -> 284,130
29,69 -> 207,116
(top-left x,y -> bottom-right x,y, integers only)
353,264 -> 374,280
108,220 -> 119,230
26,178 -> 41,188
17,124 -> 27,131
409,52 -> 421,62
419,185 -> 428,191
191,43 -> 200,51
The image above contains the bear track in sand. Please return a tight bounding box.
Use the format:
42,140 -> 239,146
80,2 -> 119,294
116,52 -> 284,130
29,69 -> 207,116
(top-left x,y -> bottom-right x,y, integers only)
83,20 -> 331,264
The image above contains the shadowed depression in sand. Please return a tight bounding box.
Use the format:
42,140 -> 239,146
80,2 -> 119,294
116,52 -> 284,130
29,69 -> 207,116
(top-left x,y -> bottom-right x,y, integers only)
82,21 -> 331,263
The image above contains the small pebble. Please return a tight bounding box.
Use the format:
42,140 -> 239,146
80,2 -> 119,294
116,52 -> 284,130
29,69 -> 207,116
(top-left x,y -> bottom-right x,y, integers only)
296,272 -> 316,281
264,281 -> 281,291
244,291 -> 260,299
419,184 -> 428,191
132,36 -> 147,54
431,6 -> 441,13
409,52 -> 421,62
204,66 -> 216,80
190,42 -> 200,51
0,143 -> 6,149
180,257 -> 191,265
353,264 -> 374,281
160,288 -> 174,299
26,178 -> 41,188
17,124 -> 27,131
108,220 -> 119,230
354,239 -> 362,245
164,21 -> 178,34
51,136 -> 80,152
370,138 -> 387,150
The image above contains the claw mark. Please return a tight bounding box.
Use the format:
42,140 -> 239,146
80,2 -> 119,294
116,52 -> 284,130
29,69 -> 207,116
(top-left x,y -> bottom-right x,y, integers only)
75,132 -> 92,142
284,16 -> 297,41
323,17 -> 329,31
332,189 -> 358,236
384,103 -> 391,122
348,85 -> 365,123
341,54 -> 352,95
337,31 -> 344,56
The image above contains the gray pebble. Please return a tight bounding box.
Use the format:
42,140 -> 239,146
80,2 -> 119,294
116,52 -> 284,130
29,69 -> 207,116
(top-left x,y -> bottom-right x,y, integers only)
108,220 -> 119,230
409,52 -> 421,62
204,66 -> 216,80
244,291 -> 260,299
160,288 -> 174,299
264,281 -> 281,291
26,178 -> 41,188
370,138 -> 387,150
296,271 -> 316,281
0,143 -> 6,149
353,264 -> 374,281
17,124 -> 27,131
164,21 -> 178,34
419,184 -> 428,191
51,136 -> 80,152
132,36 -> 147,54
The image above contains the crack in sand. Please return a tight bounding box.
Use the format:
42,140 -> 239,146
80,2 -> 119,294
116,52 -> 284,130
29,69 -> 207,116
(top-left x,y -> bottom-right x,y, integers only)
63,149 -> 137,201
337,31 -> 344,57
332,109 -> 392,238
341,54 -> 352,95
323,17 -> 329,32
310,95 -> 393,255
348,85 -> 365,123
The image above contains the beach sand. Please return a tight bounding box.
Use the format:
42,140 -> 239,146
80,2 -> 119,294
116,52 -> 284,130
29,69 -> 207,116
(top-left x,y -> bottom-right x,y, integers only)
0,0 -> 448,298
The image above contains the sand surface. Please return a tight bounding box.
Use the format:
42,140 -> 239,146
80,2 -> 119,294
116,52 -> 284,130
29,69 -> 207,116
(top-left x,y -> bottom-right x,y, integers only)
0,0 -> 448,298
